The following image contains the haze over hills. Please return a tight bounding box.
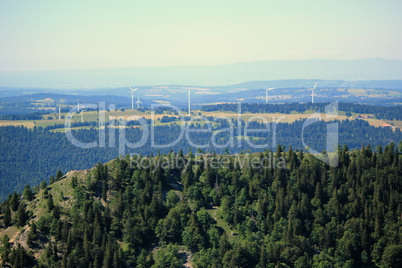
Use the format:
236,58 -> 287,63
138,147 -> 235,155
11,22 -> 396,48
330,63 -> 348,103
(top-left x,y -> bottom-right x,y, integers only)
1,58 -> 402,89
2,78 -> 402,115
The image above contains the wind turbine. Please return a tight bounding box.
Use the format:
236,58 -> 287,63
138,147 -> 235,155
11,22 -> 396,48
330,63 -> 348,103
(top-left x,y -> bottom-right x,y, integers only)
265,88 -> 275,104
136,97 -> 142,109
188,89 -> 191,115
310,83 -> 317,104
58,107 -> 61,120
75,99 -> 80,112
128,87 -> 139,110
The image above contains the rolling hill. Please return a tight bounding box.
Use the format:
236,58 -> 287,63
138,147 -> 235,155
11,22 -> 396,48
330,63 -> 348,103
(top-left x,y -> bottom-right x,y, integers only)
1,58 -> 402,89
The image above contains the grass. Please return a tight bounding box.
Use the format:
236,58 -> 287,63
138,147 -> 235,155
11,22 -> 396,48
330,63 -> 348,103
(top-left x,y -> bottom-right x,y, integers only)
51,126 -> 99,132
0,167 -> 94,258
389,120 -> 402,129
25,169 -> 88,221
346,88 -> 368,96
207,206 -> 239,244
1,226 -> 22,243
0,120 -> 35,128
345,88 -> 402,98
361,118 -> 389,127
201,111 -> 350,123
0,109 -> 400,131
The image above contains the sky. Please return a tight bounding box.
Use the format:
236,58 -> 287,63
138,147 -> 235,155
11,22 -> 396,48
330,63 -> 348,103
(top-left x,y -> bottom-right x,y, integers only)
0,0 -> 401,72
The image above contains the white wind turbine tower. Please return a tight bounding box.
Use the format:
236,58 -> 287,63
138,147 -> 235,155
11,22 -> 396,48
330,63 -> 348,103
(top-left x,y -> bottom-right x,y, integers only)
75,100 -> 80,112
58,107 -> 61,120
128,87 -> 139,110
136,97 -> 142,109
310,83 -> 318,103
265,88 -> 275,104
188,89 -> 191,115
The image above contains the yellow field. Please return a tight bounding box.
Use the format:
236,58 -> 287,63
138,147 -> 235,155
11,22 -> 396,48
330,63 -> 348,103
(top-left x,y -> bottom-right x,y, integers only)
201,111 -> 349,123
364,119 -> 402,130
0,109 -> 400,130
389,120 -> 402,129
346,89 -> 368,96
0,120 -> 35,128
345,88 -> 402,98
361,118 -> 389,127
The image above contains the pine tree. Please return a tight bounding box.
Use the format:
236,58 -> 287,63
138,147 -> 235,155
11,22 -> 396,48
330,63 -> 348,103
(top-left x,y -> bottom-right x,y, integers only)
56,170 -> 64,181
27,222 -> 37,247
47,193 -> 55,210
22,184 -> 34,201
219,233 -> 231,257
3,207 -> 11,226
16,204 -> 28,227
0,235 -> 11,265
10,192 -> 20,211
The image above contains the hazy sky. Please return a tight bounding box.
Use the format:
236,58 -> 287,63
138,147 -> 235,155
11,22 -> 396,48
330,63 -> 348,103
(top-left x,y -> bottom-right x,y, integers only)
1,0 -> 401,71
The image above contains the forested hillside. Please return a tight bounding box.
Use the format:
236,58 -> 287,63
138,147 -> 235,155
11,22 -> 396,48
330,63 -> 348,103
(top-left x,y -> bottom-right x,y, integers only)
0,144 -> 402,267
1,119 -> 401,201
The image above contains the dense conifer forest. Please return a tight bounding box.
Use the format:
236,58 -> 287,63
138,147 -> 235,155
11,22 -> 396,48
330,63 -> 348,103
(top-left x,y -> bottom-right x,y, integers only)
0,143 -> 402,267
1,118 -> 401,201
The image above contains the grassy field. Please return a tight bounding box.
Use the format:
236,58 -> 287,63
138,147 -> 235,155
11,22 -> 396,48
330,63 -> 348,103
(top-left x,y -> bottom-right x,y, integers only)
25,169 -> 88,221
0,169 -> 91,254
346,88 -> 402,97
389,120 -> 402,129
207,206 -> 239,244
0,120 -> 35,128
0,109 -> 399,130
201,111 -> 350,123
362,118 -> 390,127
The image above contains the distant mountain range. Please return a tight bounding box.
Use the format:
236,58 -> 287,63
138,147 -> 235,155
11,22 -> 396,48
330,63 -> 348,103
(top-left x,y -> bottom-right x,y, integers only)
1,58 -> 402,89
